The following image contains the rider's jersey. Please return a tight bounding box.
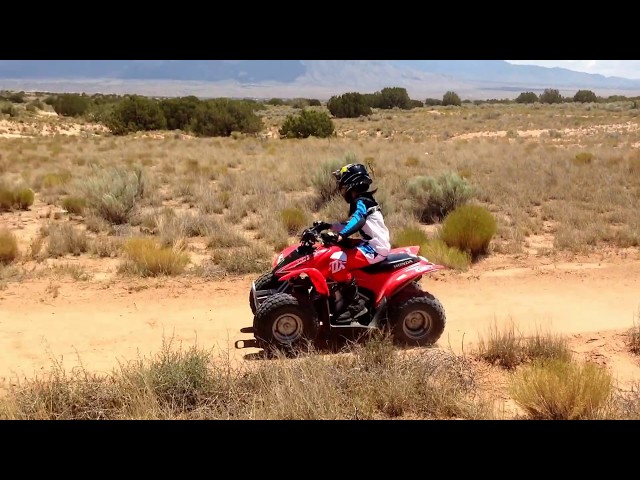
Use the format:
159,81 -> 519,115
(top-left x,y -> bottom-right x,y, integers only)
332,193 -> 391,258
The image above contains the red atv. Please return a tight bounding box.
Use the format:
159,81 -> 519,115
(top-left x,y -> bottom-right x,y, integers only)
236,222 -> 446,354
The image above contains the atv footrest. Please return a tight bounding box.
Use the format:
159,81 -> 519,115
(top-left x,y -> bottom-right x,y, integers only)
235,339 -> 261,349
331,322 -> 378,329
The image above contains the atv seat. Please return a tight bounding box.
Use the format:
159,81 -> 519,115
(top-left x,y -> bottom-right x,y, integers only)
360,253 -> 419,274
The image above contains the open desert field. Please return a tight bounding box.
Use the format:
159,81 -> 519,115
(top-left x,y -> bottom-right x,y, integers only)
1,96 -> 639,419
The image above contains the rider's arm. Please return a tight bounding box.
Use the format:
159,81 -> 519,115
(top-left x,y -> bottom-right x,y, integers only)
339,199 -> 367,238
330,222 -> 346,232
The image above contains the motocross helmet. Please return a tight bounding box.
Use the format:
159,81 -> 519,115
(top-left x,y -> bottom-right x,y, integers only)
333,163 -> 373,202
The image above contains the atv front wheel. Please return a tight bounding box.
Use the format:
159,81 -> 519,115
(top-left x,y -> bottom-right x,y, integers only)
388,293 -> 446,347
254,293 -> 319,354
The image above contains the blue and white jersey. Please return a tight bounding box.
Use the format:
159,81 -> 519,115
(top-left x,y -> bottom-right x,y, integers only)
331,193 -> 391,257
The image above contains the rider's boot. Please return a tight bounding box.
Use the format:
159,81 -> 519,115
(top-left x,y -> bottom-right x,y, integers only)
335,279 -> 367,323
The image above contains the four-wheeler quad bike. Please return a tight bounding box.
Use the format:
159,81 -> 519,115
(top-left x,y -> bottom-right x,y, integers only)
235,222 -> 446,354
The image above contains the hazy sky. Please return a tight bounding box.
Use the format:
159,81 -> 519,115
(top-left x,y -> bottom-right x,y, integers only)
505,61 -> 640,80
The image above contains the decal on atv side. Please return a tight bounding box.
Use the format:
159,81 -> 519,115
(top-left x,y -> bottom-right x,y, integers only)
330,251 -> 347,274
392,260 -> 414,269
276,255 -> 311,274
395,263 -> 433,281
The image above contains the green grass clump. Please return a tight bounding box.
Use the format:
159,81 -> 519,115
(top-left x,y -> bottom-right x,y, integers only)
280,208 -> 308,235
407,171 -> 474,223
573,151 -> 593,165
475,322 -> 572,370
0,186 -> 35,211
440,204 -> 496,259
509,358 -> 613,420
119,237 -> 189,277
211,245 -> 273,275
61,196 -> 87,215
13,188 -> 35,209
392,226 -> 429,247
0,228 -> 19,264
420,239 -> 471,271
76,166 -> 145,224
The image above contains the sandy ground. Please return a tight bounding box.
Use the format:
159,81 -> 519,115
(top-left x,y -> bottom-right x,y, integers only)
1,250 -> 639,394
1,112 -> 639,414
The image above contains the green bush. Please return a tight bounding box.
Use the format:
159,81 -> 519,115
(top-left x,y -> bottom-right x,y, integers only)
440,204 -> 497,259
105,95 -> 167,135
52,94 -> 91,117
327,92 -> 372,118
442,91 -> 461,106
13,188 -> 34,210
289,98 -> 313,109
573,90 -> 597,103
7,92 -> 25,103
376,87 -> 412,110
516,92 -> 539,104
1,104 -> 17,117
0,228 -> 19,264
407,171 -> 474,223
75,166 -> 145,224
539,88 -> 563,104
159,96 -> 201,131
0,186 -> 34,211
189,99 -> 263,137
279,109 -> 335,139
424,98 -> 442,106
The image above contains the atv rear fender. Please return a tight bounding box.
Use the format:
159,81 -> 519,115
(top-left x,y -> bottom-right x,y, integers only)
375,260 -> 444,305
395,246 -> 420,256
279,268 -> 330,297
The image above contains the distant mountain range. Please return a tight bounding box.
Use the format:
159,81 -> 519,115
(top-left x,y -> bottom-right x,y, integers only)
1,60 -> 640,100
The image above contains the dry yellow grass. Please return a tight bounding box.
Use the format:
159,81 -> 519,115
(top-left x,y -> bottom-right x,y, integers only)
0,100 -> 638,278
2,97 -> 640,419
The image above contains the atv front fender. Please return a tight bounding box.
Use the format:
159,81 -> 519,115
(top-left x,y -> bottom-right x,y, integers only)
375,261 -> 444,305
279,268 -> 330,297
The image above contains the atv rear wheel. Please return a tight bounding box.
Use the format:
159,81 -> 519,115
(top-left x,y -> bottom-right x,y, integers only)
254,293 -> 318,354
388,293 -> 446,347
249,272 -> 280,314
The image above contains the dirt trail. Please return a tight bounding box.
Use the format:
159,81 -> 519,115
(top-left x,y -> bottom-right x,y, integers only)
1,256 -> 639,388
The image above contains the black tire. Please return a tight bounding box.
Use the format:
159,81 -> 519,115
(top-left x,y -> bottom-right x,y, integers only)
254,293 -> 319,354
249,272 -> 279,314
387,293 -> 446,347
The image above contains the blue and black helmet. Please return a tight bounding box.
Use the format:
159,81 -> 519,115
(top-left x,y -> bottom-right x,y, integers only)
332,163 -> 373,200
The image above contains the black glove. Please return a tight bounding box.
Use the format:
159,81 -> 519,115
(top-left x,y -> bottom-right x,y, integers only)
320,231 -> 339,244
301,229 -> 317,243
313,221 -> 332,231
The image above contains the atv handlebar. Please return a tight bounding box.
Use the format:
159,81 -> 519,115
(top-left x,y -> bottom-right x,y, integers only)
300,222 -> 341,247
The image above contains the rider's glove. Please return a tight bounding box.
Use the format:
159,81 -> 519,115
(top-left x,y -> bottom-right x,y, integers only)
313,221 -> 331,231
